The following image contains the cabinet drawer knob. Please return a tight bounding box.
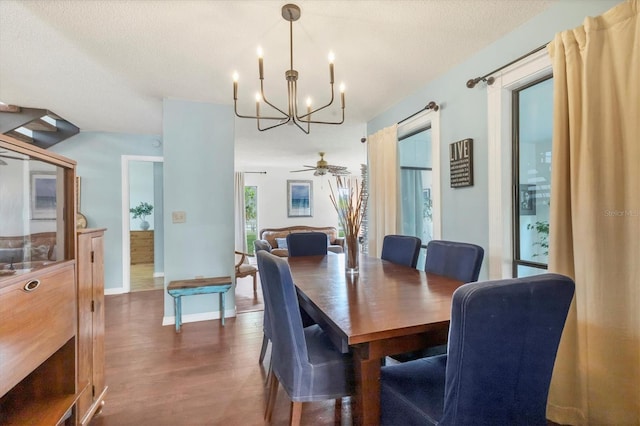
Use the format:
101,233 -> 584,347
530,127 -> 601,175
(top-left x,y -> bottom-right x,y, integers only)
24,279 -> 41,292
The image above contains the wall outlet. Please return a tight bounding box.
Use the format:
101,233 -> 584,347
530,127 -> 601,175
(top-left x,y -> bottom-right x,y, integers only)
172,211 -> 186,223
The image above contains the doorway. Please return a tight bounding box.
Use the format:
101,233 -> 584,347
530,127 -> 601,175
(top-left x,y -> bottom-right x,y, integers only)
121,155 -> 164,293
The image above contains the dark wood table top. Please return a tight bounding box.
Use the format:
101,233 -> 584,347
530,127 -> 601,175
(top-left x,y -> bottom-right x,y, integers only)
288,253 -> 463,351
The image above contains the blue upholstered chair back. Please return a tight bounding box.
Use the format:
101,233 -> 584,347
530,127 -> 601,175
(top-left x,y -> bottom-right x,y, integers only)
442,273 -> 575,425
257,250 -> 352,403
286,232 -> 328,256
380,273 -> 575,425
254,239 -> 271,253
381,235 -> 422,268
424,240 -> 484,282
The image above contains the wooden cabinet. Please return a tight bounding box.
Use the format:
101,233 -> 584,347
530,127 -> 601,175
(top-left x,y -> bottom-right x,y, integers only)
130,230 -> 154,264
76,228 -> 107,425
0,134 -> 78,425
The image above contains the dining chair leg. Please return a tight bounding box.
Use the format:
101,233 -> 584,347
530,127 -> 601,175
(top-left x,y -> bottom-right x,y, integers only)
265,361 -> 273,386
290,401 -> 303,426
334,397 -> 342,425
259,335 -> 269,364
253,272 -> 257,293
265,371 -> 279,422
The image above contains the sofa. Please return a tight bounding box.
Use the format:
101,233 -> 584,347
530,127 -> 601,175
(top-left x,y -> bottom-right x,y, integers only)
257,226 -> 344,257
0,232 -> 57,270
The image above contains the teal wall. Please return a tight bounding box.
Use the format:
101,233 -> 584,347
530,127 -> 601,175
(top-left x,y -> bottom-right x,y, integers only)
50,132 -> 162,290
367,0 -> 621,278
162,99 -> 234,319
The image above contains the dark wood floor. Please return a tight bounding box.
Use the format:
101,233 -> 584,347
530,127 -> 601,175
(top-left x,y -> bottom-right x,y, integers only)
91,289 -> 352,425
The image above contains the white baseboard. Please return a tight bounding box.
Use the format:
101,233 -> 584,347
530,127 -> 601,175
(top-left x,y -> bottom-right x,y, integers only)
104,287 -> 127,295
153,272 -> 164,278
162,307 -> 237,327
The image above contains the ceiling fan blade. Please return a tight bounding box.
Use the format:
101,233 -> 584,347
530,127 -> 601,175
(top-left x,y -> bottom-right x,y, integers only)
328,164 -> 348,170
290,169 -> 314,173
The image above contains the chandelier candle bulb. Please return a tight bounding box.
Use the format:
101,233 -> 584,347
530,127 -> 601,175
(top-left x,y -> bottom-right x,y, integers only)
329,51 -> 335,84
233,72 -> 238,100
257,47 -> 264,79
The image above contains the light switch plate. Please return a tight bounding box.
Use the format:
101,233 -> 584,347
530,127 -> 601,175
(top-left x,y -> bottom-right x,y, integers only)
172,211 -> 186,223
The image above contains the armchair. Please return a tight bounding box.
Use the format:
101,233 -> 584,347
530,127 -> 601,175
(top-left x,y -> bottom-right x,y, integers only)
234,251 -> 257,292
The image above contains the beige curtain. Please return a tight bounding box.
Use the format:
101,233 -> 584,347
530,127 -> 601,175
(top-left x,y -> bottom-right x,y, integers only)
367,124 -> 398,257
547,1 -> 639,424
234,172 -> 246,252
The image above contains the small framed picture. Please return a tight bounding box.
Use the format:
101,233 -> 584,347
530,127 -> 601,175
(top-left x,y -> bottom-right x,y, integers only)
31,172 -> 57,220
287,180 -> 313,217
519,185 -> 536,215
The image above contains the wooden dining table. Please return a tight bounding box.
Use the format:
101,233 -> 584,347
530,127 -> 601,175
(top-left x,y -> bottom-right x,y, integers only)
287,253 -> 464,426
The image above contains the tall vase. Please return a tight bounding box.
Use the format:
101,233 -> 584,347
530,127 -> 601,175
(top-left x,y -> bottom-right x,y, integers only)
344,233 -> 359,275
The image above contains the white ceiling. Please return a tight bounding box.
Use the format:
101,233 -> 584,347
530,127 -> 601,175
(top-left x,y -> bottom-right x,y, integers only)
0,0 -> 554,172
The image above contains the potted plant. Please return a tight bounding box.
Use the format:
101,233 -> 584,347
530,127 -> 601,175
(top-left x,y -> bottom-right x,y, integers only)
130,201 -> 153,230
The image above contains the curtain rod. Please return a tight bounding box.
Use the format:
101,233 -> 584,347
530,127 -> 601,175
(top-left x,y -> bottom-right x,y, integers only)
397,101 -> 439,125
466,43 -> 548,88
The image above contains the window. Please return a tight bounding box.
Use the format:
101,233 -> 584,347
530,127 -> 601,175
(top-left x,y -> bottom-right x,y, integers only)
486,48 -> 551,279
512,77 -> 552,276
399,126 -> 433,268
245,186 -> 257,254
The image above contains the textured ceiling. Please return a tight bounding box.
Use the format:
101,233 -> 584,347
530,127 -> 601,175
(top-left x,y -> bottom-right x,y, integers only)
0,0 -> 554,170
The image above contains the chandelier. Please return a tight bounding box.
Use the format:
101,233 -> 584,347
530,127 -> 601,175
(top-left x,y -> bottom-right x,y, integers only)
232,3 -> 345,134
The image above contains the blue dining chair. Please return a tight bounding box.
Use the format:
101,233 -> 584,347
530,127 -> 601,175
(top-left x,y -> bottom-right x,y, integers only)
424,240 -> 484,282
381,234 -> 422,268
257,251 -> 354,425
389,239 -> 485,362
380,273 -> 575,426
254,240 -> 272,366
286,232 -> 328,257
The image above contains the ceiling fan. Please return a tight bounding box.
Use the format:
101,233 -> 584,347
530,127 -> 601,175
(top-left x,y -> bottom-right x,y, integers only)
290,152 -> 350,176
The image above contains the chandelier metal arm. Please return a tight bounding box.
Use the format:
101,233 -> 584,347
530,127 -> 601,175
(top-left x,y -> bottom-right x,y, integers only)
297,83 -> 335,120
257,116 -> 291,132
233,100 -> 288,121
260,79 -> 289,118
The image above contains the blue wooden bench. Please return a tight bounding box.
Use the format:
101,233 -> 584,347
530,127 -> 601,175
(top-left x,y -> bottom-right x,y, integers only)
167,276 -> 233,333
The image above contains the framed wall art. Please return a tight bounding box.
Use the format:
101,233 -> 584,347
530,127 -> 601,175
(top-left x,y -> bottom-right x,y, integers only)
31,172 -> 57,220
287,180 -> 313,217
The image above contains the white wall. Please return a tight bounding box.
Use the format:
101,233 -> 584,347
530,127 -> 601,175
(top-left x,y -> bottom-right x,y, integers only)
244,166 -> 360,233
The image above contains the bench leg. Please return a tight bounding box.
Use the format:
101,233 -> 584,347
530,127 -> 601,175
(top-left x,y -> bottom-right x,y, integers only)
220,292 -> 225,326
174,296 -> 182,333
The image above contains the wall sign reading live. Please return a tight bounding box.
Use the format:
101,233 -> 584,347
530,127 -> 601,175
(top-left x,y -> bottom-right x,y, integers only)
449,138 -> 474,188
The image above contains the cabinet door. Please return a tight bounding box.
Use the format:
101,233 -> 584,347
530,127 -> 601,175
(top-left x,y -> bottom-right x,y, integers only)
76,229 -> 107,425
76,232 -> 93,417
91,233 -> 106,396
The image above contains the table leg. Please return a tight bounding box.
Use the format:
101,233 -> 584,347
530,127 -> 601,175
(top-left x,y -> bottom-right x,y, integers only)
220,292 -> 225,326
353,346 -> 381,426
174,296 -> 182,333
